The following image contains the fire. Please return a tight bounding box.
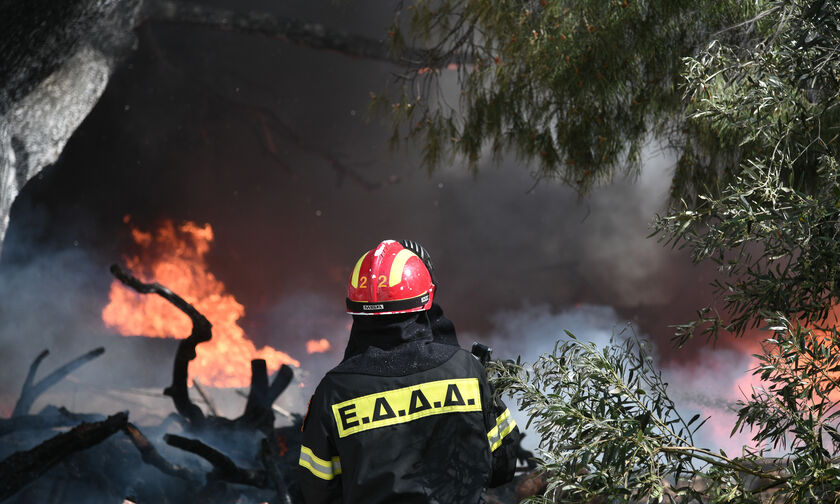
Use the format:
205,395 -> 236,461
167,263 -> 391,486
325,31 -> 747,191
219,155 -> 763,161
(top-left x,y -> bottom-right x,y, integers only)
733,313 -> 840,405
787,314 -> 840,404
102,219 -> 299,387
306,338 -> 331,354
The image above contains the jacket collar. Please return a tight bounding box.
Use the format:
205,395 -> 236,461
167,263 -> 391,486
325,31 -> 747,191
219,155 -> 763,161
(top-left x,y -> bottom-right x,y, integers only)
342,303 -> 458,360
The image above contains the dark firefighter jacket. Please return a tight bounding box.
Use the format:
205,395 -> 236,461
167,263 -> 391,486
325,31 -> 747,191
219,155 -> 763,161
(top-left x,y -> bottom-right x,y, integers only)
298,304 -> 520,503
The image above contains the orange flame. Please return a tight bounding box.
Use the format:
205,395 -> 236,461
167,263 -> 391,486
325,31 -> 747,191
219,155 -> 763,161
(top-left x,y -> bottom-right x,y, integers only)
306,338 -> 331,354
787,315 -> 840,404
102,220 -> 299,387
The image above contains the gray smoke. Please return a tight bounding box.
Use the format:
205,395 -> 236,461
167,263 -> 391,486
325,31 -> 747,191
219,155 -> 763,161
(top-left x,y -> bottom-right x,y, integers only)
477,303 -> 760,454
0,244 -> 174,415
0,0 -> 759,482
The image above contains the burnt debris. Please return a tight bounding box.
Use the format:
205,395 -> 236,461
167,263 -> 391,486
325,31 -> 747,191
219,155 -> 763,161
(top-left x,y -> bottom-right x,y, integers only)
0,264 -> 302,503
0,263 -> 540,503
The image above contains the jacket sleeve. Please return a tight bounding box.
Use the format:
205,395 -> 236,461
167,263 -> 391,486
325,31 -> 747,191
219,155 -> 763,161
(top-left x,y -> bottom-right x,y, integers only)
481,368 -> 521,488
298,385 -> 343,504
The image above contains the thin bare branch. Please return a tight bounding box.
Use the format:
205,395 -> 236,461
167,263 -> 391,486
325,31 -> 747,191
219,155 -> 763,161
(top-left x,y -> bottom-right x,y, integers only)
12,347 -> 105,417
164,434 -> 267,487
122,422 -> 200,482
110,263 -> 210,428
140,0 -> 448,66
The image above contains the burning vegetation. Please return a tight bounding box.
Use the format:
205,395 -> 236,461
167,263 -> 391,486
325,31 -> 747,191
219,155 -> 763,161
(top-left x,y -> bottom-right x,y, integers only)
0,219 -> 313,502
102,219 -> 299,387
0,219 -> 538,503
1,255 -> 304,503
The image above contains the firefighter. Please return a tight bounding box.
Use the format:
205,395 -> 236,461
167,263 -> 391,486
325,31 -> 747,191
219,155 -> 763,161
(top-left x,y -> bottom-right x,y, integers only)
298,239 -> 520,503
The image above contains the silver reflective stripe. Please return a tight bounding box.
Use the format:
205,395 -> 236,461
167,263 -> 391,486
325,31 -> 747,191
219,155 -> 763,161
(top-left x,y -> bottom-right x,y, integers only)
299,445 -> 341,480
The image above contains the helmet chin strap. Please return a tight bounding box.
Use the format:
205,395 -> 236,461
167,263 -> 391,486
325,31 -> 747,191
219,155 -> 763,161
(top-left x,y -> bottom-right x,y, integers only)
398,239 -> 436,285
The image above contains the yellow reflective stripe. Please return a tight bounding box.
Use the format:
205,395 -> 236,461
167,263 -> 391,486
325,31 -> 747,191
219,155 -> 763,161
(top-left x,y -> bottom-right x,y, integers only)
495,408 -> 511,425
350,252 -> 369,288
298,445 -> 342,481
388,249 -> 415,287
487,408 -> 511,440
491,417 -> 517,452
332,378 -> 482,438
488,408 -> 516,452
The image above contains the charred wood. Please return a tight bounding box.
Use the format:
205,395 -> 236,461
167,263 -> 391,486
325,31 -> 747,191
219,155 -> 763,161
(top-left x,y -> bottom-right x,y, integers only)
140,0 -> 439,67
228,361 -> 294,431
109,264 -> 206,321
237,360 -> 293,433
122,422 -> 199,483
237,359 -> 271,432
0,0 -> 142,252
110,263 -> 210,429
12,347 -> 105,418
110,264 -> 295,433
12,350 -> 48,414
235,389 -> 295,420
0,411 -> 128,501
108,264 -> 302,501
191,379 -> 219,417
267,365 -> 293,408
230,100 -> 384,191
164,434 -> 267,488
0,406 -> 104,437
0,0 -> 139,115
235,362 -> 293,434
261,437 -> 293,504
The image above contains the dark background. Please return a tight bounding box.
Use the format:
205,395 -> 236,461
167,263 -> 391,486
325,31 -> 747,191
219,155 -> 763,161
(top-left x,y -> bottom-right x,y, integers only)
0,1 -> 745,449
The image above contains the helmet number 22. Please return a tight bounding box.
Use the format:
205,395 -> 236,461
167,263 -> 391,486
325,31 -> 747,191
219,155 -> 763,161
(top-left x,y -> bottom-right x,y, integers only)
358,276 -> 387,289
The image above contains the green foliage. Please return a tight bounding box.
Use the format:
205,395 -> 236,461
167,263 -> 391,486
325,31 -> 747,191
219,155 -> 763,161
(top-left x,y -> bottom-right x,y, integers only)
490,324 -> 840,502
380,0 -> 753,193
655,0 -> 840,344
383,0 -> 840,343
656,156 -> 840,344
732,316 -> 840,501
386,0 -> 840,501
488,332 -> 775,503
490,333 -> 695,501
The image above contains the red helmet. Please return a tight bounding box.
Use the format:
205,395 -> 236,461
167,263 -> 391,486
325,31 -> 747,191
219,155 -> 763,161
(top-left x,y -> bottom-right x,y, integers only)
346,240 -> 435,315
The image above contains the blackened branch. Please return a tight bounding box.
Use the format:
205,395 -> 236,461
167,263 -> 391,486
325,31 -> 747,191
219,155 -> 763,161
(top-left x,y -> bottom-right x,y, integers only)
192,379 -> 219,417
267,364 -> 293,405
237,362 -> 294,432
109,264 -> 296,436
261,437 -> 293,504
110,263 -> 207,322
13,350 -> 48,413
0,412 -> 128,501
110,263 -> 210,428
141,0 -> 437,66
122,422 -> 199,482
0,406 -> 105,437
217,99 -> 384,191
164,434 -> 267,487
237,359 -> 271,432
255,109 -> 383,191
12,347 -> 105,418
